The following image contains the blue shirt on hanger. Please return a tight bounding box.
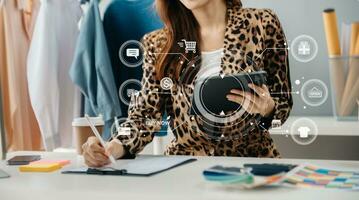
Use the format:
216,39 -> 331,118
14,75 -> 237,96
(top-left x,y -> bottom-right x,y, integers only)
70,0 -> 122,128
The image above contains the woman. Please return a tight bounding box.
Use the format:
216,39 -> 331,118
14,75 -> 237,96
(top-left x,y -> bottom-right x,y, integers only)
83,0 -> 292,167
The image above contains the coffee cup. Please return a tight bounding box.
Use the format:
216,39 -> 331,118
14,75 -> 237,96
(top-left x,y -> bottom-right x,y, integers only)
72,116 -> 104,155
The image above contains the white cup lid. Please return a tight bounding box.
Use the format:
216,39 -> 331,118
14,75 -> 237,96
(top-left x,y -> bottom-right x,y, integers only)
72,116 -> 104,127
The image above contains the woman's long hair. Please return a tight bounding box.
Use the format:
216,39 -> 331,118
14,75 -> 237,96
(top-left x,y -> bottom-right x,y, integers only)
154,0 -> 242,80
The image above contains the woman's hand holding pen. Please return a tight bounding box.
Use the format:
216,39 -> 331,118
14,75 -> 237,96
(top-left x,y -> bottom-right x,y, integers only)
226,84 -> 275,117
106,139 -> 126,161
82,137 -> 125,167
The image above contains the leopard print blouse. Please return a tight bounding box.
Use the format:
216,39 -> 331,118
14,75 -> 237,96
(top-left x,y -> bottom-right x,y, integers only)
116,4 -> 293,158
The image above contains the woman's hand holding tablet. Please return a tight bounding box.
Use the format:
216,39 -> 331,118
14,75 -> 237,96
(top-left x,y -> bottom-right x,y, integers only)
226,84 -> 275,117
189,71 -> 271,117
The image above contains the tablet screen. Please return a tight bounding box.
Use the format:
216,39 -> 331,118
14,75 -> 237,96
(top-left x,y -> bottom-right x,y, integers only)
190,71 -> 267,116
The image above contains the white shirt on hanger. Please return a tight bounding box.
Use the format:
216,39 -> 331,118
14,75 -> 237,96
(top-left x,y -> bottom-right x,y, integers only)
27,0 -> 82,150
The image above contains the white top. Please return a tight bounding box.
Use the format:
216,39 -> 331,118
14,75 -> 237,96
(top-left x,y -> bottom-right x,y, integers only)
197,48 -> 223,81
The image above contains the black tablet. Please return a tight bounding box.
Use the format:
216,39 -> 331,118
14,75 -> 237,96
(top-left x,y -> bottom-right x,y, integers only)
189,71 -> 267,116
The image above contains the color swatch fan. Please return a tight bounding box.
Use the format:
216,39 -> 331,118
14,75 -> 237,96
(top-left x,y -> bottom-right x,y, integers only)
284,164 -> 359,190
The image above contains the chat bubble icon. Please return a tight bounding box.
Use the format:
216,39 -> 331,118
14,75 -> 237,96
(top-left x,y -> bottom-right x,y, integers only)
126,48 -> 139,59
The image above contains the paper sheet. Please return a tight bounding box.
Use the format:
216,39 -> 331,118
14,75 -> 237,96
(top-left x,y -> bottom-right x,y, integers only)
102,156 -> 195,175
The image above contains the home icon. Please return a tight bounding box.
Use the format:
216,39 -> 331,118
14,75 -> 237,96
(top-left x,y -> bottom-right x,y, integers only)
308,87 -> 323,98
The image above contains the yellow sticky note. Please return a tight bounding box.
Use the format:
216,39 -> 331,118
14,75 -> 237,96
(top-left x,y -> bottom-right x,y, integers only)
19,163 -> 62,172
30,160 -> 70,167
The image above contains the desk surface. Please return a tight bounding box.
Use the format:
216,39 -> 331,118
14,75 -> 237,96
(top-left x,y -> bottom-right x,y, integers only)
1,151 -> 359,200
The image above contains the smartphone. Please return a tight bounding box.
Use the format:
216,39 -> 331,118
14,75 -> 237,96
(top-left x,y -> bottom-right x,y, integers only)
7,155 -> 41,165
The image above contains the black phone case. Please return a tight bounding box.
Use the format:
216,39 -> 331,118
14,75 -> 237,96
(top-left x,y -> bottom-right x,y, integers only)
243,163 -> 297,176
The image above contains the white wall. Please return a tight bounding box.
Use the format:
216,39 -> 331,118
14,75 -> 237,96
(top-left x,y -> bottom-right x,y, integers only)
243,0 -> 359,116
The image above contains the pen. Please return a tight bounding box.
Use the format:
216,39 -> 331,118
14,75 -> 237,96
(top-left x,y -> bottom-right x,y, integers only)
84,115 -> 117,165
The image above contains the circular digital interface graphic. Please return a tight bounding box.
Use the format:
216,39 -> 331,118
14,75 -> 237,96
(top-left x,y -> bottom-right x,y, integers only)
160,77 -> 173,90
195,74 -> 251,123
300,79 -> 328,107
291,35 -> 318,63
118,40 -> 145,68
119,79 -> 142,106
193,65 -> 254,124
110,117 -> 138,146
290,118 -> 318,145
181,58 -> 262,141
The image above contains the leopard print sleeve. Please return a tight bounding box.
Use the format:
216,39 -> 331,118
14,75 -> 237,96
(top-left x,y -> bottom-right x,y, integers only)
259,9 -> 293,127
115,31 -> 165,155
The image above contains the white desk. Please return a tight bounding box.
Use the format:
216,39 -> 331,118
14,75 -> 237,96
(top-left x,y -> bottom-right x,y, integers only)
277,116 -> 359,136
1,151 -> 359,200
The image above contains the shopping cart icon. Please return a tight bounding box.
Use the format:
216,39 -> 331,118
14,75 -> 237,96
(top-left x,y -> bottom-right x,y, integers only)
181,39 -> 196,53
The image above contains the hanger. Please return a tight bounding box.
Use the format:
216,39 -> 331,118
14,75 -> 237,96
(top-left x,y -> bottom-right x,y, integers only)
80,0 -> 103,4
